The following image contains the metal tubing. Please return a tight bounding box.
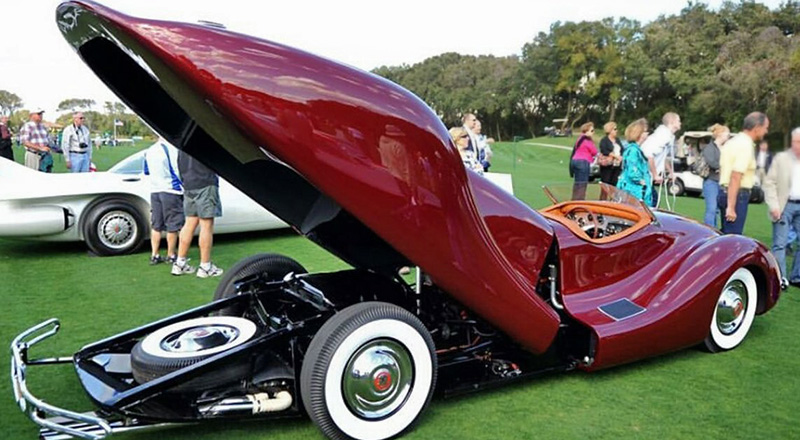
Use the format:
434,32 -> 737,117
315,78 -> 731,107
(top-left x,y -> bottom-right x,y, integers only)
199,391 -> 293,417
10,319 -> 113,439
549,264 -> 564,310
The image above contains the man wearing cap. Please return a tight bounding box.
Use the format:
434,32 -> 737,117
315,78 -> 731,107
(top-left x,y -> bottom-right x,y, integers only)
19,109 -> 52,172
61,112 -> 92,173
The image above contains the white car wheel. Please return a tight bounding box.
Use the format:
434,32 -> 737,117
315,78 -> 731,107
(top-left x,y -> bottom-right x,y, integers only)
705,267 -> 758,352
301,302 -> 436,440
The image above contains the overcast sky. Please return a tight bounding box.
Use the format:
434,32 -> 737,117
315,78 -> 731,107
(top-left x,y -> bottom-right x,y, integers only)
1,0 -> 785,118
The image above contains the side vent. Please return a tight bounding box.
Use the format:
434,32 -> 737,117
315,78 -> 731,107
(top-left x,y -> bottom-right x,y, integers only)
598,299 -> 645,321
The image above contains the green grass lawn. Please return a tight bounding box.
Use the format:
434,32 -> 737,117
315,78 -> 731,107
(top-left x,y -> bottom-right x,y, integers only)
2,138 -> 798,439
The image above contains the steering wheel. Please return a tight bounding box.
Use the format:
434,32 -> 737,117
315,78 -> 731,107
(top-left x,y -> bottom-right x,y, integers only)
566,205 -> 601,239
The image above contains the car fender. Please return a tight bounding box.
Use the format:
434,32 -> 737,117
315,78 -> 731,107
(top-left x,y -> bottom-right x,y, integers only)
582,233 -> 780,370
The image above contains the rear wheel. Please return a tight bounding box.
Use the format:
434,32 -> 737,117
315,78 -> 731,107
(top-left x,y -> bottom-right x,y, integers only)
669,179 -> 685,197
749,186 -> 765,204
301,302 -> 436,440
704,268 -> 758,353
213,253 -> 307,316
83,198 -> 145,256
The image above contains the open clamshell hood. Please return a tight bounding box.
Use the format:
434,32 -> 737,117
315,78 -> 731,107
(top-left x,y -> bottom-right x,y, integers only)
56,1 -> 559,353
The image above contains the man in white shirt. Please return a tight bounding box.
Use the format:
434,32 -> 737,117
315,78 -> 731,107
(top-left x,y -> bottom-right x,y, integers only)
61,112 -> 92,173
462,113 -> 481,162
763,127 -> 800,285
473,119 -> 494,172
143,139 -> 184,265
641,112 -> 682,206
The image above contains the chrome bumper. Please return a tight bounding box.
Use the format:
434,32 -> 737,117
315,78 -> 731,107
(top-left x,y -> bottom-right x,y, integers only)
11,319 -> 169,440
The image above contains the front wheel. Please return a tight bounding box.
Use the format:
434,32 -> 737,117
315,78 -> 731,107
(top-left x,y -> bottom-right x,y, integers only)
82,198 -> 145,256
301,302 -> 436,440
704,267 -> 758,353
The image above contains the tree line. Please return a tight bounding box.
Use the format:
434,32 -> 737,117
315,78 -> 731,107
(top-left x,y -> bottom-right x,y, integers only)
372,1 -> 800,145
0,93 -> 152,138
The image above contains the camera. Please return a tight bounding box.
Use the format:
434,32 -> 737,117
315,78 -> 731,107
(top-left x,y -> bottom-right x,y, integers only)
79,142 -> 89,149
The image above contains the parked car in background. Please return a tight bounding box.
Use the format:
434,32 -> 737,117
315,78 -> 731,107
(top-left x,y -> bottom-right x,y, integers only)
0,150 -> 287,256
669,131 -> 764,204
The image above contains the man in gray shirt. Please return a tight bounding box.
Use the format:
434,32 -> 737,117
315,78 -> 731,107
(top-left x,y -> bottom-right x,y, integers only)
701,124 -> 730,227
171,151 -> 224,278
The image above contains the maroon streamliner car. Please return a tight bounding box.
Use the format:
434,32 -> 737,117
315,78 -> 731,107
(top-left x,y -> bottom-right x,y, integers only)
11,2 -> 782,440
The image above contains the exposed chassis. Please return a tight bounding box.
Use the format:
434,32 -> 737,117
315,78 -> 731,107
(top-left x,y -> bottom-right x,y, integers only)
11,269 -> 581,440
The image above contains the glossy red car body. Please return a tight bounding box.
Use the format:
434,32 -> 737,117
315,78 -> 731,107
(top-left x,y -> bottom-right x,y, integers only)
7,2 -> 783,439
55,0 -> 779,371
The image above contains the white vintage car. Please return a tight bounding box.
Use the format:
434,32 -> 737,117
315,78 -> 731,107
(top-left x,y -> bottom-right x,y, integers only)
0,152 -> 287,255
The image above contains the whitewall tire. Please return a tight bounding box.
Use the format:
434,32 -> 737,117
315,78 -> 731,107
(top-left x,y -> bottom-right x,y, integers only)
130,316 -> 257,391
301,302 -> 436,440
705,267 -> 758,352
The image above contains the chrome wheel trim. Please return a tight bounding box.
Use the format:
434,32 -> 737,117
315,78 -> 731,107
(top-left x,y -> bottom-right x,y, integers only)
140,317 -> 257,359
342,338 -> 413,420
709,268 -> 758,350
161,325 -> 240,354
715,280 -> 748,335
97,210 -> 137,250
324,319 -> 433,440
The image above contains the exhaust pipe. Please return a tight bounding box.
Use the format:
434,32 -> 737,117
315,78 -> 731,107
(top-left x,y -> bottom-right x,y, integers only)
199,391 -> 292,417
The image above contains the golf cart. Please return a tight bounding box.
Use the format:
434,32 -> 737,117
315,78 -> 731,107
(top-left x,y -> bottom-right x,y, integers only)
544,119 -> 572,137
669,131 -> 764,204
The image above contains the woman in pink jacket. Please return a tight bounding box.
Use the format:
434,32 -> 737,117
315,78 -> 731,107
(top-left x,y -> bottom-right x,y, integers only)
569,122 -> 598,200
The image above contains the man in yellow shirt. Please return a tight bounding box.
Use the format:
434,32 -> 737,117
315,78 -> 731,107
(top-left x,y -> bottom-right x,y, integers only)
718,112 -> 770,234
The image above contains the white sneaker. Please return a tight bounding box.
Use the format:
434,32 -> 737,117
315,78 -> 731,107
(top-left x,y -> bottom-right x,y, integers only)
171,261 -> 195,276
197,263 -> 223,278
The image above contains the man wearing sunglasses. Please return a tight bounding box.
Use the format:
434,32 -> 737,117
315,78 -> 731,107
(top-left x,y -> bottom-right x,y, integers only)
61,111 -> 92,173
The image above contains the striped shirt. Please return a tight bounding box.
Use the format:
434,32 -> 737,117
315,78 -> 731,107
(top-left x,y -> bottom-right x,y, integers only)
20,121 -> 50,149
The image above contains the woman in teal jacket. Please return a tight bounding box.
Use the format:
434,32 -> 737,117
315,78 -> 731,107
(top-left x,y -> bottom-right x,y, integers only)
617,120 -> 654,206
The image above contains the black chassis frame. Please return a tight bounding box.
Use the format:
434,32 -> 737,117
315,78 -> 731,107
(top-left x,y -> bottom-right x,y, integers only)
13,265 -> 592,437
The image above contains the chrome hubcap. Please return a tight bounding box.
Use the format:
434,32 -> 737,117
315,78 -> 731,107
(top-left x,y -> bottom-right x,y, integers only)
161,325 -> 240,353
97,210 -> 137,249
716,280 -> 748,335
342,339 -> 413,420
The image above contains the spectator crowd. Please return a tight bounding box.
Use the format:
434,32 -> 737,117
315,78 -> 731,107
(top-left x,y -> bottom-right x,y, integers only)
562,110 -> 800,285
566,111 -> 772,238
3,104 -> 799,285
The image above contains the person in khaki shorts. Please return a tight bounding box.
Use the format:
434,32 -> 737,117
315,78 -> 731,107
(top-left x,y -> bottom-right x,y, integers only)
763,127 -> 800,286
171,151 -> 224,278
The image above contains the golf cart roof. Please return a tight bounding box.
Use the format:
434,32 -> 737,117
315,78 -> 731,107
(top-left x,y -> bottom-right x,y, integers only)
682,131 -> 713,139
